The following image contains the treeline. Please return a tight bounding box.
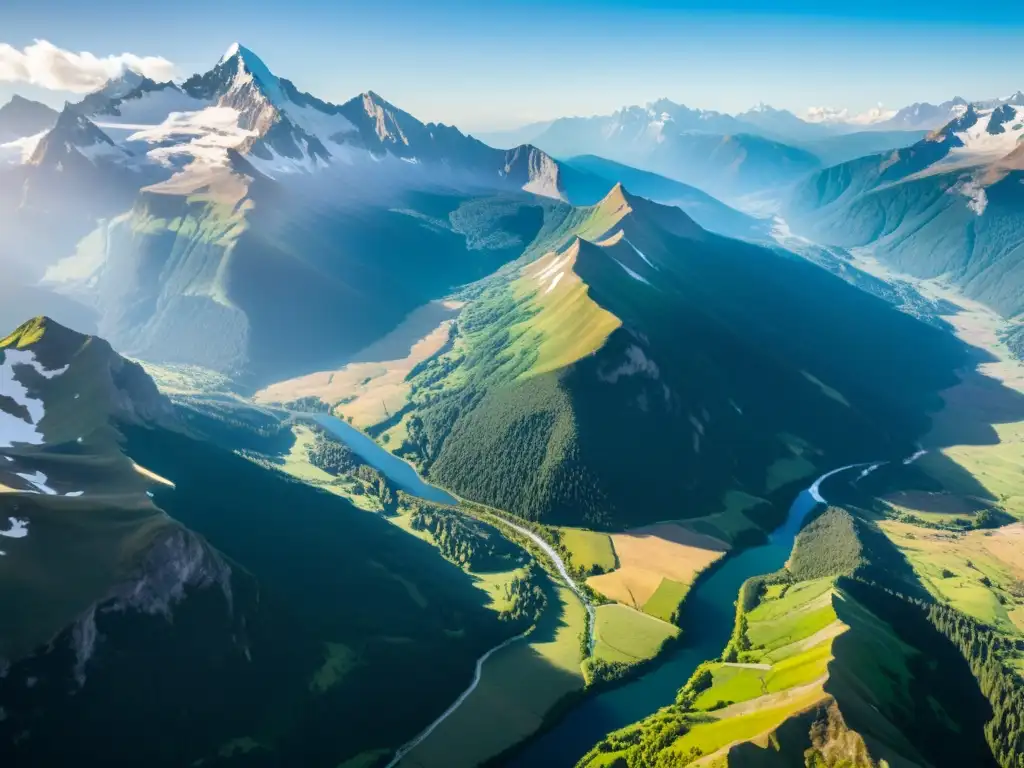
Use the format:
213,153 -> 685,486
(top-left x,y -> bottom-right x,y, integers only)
578,709 -> 704,768
408,502 -> 524,572
889,505 -> 1014,532
500,564 -> 547,626
923,598 -> 1024,766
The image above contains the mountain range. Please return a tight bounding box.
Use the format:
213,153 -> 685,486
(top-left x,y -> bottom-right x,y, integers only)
0,44 -> 776,382
3,37 -> 1024,768
482,99 -> 933,200
787,103 -> 1024,319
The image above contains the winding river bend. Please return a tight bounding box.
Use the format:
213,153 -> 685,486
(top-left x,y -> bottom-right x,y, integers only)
314,414 -> 873,768
505,462 -> 874,768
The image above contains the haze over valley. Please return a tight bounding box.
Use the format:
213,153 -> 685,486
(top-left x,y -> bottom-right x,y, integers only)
2,7 -> 1024,768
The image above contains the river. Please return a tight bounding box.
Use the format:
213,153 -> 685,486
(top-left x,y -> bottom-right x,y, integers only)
503,462 -> 873,767
314,413 -> 870,768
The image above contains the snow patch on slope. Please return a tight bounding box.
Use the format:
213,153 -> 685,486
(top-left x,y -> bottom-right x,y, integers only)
599,345 -> 660,383
0,349 -> 68,448
283,102 -> 357,147
545,271 -> 565,294
247,143 -> 328,178
0,517 -> 30,557
612,257 -> 651,285
16,470 -> 56,494
95,87 -> 210,126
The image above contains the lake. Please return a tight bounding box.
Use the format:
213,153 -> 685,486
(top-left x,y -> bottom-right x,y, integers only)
311,414 -> 458,506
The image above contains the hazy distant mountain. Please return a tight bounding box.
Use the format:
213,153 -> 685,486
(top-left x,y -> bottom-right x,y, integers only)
474,119 -> 555,149
792,129 -> 928,166
561,154 -> 770,239
734,102 -> 833,141
19,43 -> 620,382
529,101 -> 822,199
869,97 -> 971,131
788,103 -> 1024,316
531,99 -> 756,158
0,95 -> 57,144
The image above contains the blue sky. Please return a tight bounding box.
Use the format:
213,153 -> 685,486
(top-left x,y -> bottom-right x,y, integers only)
1,0 -> 1022,131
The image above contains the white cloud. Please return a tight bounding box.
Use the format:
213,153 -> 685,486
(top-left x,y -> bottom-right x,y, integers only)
846,103 -> 897,125
804,103 -> 896,126
0,39 -> 175,93
804,106 -> 850,124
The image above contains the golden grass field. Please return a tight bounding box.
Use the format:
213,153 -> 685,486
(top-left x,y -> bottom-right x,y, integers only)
587,523 -> 728,609
879,518 -> 1024,633
556,526 -> 617,573
254,300 -> 462,428
512,244 -> 622,378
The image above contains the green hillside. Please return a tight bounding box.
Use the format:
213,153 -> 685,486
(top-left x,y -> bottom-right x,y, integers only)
88,183 -> 569,385
0,318 -> 534,768
364,184 -> 965,528
575,499 -> 1005,768
786,128 -> 1024,320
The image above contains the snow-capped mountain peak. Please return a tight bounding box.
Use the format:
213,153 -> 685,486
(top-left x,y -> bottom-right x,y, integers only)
219,43 -> 285,107
220,42 -> 242,64
95,70 -> 146,101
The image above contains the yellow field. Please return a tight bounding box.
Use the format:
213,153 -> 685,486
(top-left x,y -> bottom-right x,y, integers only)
587,523 -> 728,609
254,300 -> 462,428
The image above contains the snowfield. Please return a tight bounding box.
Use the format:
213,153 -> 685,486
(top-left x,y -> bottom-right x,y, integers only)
941,105 -> 1024,166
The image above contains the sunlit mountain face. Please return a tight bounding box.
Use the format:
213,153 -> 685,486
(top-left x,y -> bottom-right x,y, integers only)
2,15 -> 1024,768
